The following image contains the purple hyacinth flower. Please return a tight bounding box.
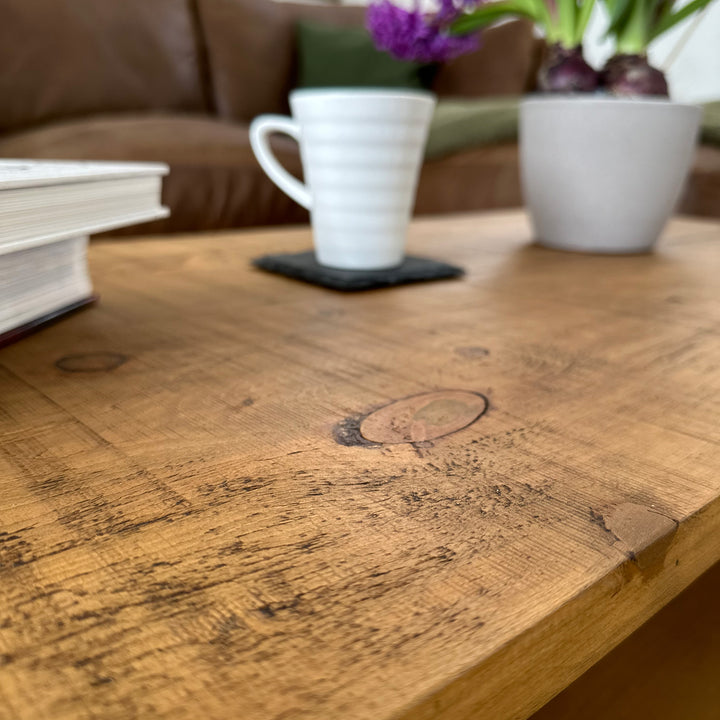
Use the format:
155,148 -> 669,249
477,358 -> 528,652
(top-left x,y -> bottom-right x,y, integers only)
366,0 -> 480,64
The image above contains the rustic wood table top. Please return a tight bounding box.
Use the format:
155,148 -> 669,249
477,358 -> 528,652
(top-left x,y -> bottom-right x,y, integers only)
0,211 -> 718,720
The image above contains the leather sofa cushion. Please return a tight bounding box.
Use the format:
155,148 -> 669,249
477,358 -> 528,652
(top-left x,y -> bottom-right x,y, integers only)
197,0 -> 371,122
418,144 -> 523,215
433,19 -> 542,97
296,21 -> 433,91
0,0 -> 208,133
0,115 -> 308,233
426,98 -> 520,160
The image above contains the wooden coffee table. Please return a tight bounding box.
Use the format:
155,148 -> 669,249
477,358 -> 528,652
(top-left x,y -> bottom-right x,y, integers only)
0,211 -> 718,720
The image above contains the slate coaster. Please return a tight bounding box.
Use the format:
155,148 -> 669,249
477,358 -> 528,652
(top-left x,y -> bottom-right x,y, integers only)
252,251 -> 464,291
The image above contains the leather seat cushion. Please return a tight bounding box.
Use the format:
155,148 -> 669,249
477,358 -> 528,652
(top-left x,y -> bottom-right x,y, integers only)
418,144 -> 523,215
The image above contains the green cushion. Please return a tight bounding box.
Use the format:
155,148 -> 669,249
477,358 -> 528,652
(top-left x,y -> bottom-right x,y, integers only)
296,22 -> 435,91
701,101 -> 720,147
425,98 -> 521,160
425,98 -> 720,161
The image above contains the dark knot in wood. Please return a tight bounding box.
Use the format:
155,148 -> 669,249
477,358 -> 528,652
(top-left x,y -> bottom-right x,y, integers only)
55,352 -> 129,373
335,391 -> 489,446
332,414 -> 380,448
455,346 -> 490,359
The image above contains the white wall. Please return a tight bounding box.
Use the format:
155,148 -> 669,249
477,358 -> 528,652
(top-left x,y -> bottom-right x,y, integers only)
582,1 -> 720,103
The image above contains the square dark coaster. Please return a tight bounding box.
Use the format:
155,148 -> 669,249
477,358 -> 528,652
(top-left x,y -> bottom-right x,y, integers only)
252,251 -> 464,291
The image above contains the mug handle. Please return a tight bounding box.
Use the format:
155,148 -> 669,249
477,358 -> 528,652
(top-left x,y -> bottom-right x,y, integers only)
249,115 -> 312,210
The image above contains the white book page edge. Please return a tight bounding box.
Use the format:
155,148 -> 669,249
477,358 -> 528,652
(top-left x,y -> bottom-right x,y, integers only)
0,160 -> 169,190
0,207 -> 170,256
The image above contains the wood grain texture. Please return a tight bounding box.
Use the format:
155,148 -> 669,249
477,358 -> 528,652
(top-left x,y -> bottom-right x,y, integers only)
0,210 -> 718,720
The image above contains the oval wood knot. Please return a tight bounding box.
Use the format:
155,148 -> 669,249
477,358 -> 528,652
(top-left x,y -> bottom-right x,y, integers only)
455,346 -> 490,359
55,352 -> 129,373
360,390 -> 488,444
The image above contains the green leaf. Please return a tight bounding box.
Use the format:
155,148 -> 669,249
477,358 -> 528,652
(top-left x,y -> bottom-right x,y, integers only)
614,0 -> 646,52
654,0 -> 679,28
528,0 -> 555,34
450,0 -> 564,42
651,0 -> 715,39
575,0 -> 597,45
450,1 -> 542,34
606,0 -> 635,34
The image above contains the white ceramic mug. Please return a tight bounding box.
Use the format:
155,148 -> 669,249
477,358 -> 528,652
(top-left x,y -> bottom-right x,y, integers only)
250,89 -> 436,270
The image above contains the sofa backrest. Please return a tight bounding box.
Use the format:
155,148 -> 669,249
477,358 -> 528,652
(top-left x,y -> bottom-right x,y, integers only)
433,19 -> 542,97
197,0 -> 542,124
0,0 -> 209,133
0,0 -> 541,135
196,0 -> 367,123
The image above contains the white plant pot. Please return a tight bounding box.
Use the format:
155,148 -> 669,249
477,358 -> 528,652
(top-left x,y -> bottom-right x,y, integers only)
250,89 -> 436,270
520,97 -> 701,254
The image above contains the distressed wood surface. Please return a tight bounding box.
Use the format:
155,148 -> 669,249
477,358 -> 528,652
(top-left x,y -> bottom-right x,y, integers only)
0,210 -> 718,720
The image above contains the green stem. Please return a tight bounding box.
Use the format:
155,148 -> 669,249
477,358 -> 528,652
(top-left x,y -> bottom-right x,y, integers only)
651,0 -> 715,40
574,0 -> 597,46
450,0 -> 602,50
450,0 -> 557,41
555,0 -> 578,47
450,2 -> 536,35
615,0 -> 650,54
533,0 -> 556,39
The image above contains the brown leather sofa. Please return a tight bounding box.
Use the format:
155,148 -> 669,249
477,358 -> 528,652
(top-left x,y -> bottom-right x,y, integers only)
0,0 -> 715,234
0,0 -> 543,235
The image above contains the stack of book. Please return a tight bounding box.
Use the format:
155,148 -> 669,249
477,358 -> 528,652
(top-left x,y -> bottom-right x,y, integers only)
0,160 -> 169,347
